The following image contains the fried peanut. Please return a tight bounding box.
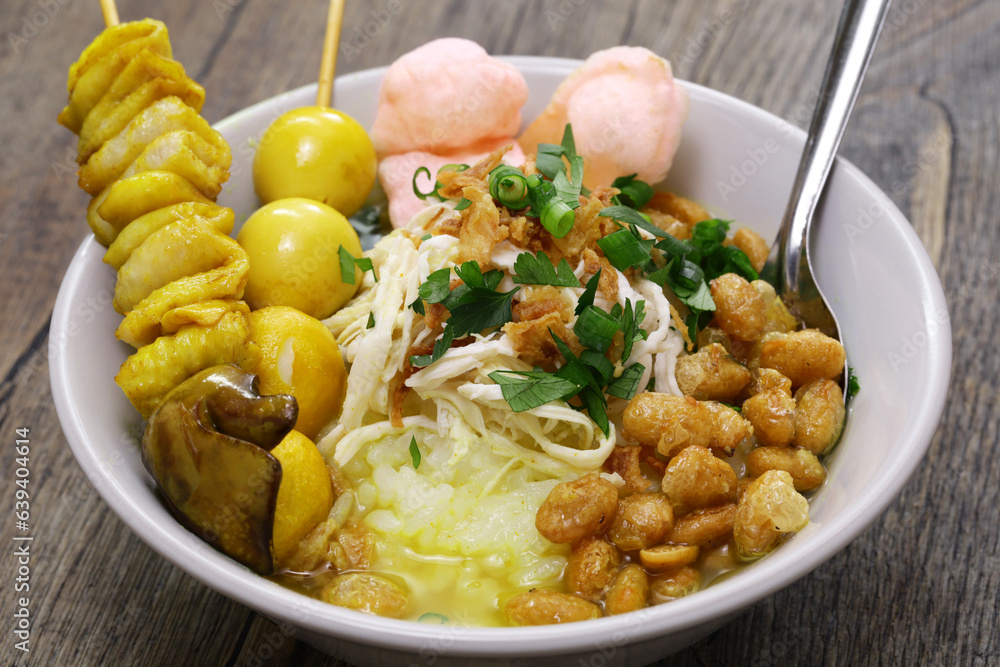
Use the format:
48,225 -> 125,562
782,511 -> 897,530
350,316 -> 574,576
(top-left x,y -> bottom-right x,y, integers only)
751,280 -> 799,334
505,589 -> 602,625
702,401 -> 754,457
639,544 -> 700,571
649,566 -> 701,602
565,537 -> 621,602
793,379 -> 845,454
604,563 -> 650,615
744,368 -> 793,397
661,445 -> 738,511
759,329 -> 846,388
607,492 -> 674,551
535,474 -> 619,544
710,273 -> 767,341
667,503 -> 737,548
746,446 -> 826,492
675,343 -> 751,401
623,393 -> 752,458
733,470 -> 809,561
321,573 -> 408,618
742,387 -> 796,446
604,445 -> 652,494
732,227 -> 769,273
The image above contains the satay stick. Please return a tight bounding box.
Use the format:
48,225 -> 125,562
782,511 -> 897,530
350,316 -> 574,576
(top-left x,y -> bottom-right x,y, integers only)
315,0 -> 346,107
99,0 -> 120,26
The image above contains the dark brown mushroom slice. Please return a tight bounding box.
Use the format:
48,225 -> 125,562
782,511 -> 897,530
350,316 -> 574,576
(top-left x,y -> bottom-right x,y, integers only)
141,364 -> 298,574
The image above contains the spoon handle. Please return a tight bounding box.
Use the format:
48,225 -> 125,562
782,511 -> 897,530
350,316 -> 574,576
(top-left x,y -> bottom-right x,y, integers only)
762,0 -> 892,302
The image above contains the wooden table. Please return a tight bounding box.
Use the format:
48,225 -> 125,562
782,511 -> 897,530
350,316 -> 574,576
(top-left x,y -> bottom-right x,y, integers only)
1,0 -> 993,664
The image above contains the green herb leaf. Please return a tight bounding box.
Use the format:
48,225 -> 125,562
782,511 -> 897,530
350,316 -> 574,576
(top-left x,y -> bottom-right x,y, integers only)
447,287 -> 519,337
575,305 -> 620,353
599,205 -> 670,239
454,198 -> 472,211
596,228 -> 654,271
366,313 -> 375,329
574,386 -> 610,437
409,325 -> 455,368
409,436 -> 422,468
409,297 -> 425,316
418,268 -> 452,303
611,174 -> 655,210
576,270 -> 602,315
847,367 -> 861,399
512,251 -> 579,287
488,370 -> 580,412
619,299 -> 648,362
579,349 -> 615,385
606,363 -> 646,400
338,246 -> 358,285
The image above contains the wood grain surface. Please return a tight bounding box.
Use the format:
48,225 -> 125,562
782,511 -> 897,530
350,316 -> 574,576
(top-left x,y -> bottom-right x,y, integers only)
1,0 -> 995,665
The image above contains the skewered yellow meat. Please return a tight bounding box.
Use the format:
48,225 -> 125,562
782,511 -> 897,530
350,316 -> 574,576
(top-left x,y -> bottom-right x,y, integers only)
115,218 -> 250,347
80,96 -> 230,196
116,130 -> 228,199
115,301 -> 259,418
59,19 -> 171,133
77,48 -> 205,162
61,19 -> 255,416
104,202 -> 234,270
88,170 -> 213,246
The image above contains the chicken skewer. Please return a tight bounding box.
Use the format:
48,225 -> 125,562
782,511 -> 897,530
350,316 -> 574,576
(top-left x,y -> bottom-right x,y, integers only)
60,4 -> 255,417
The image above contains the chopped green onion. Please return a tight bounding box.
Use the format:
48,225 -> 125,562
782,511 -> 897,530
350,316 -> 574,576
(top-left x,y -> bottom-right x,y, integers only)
454,198 -> 472,211
412,166 -> 436,200
611,174 -> 655,209
575,305 -> 621,353
489,165 -> 531,209
540,199 -> 575,238
596,228 -> 654,271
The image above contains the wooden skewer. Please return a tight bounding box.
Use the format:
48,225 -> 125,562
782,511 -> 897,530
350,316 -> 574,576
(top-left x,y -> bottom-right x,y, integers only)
316,0 -> 346,108
100,0 -> 120,26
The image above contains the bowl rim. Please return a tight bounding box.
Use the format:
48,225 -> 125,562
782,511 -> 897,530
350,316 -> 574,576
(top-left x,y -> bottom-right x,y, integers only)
50,56 -> 952,657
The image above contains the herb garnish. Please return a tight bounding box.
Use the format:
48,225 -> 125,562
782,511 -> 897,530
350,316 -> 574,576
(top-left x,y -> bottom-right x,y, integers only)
847,367 -> 861,399
338,246 -> 377,285
512,251 -> 579,287
408,436 -> 422,468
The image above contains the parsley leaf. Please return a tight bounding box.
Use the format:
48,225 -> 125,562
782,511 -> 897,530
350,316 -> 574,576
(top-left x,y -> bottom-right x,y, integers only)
847,367 -> 861,399
366,313 -> 375,329
339,246 -> 377,285
512,251 -> 580,287
487,370 -> 580,412
606,362 -> 646,400
418,268 -> 452,303
409,436 -> 422,468
619,299 -> 648,362
409,325 -> 455,368
575,270 -> 602,315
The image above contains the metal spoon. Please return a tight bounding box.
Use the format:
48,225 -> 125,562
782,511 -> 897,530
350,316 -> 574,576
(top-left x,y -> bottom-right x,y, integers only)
759,0 -> 892,394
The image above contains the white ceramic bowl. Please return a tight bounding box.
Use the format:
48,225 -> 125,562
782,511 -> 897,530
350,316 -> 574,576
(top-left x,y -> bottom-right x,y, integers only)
50,57 -> 951,666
